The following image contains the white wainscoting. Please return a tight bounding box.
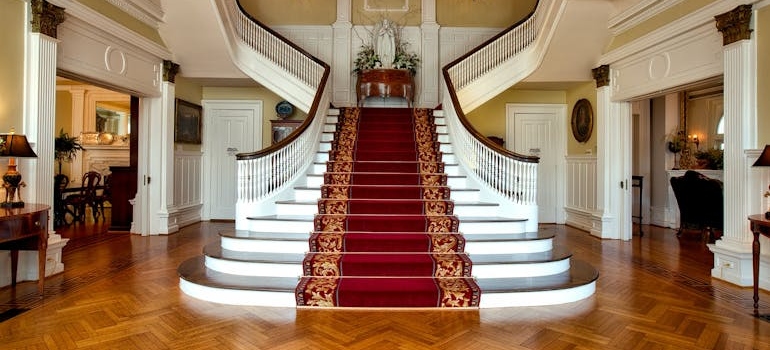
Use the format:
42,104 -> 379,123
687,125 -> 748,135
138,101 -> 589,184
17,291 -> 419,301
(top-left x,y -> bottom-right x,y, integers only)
172,150 -> 203,228
565,155 -> 599,233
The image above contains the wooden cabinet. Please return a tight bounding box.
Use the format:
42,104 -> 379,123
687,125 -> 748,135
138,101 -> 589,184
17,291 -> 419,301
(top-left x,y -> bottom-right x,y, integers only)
0,204 -> 49,292
109,166 -> 136,231
356,69 -> 415,106
271,119 -> 302,144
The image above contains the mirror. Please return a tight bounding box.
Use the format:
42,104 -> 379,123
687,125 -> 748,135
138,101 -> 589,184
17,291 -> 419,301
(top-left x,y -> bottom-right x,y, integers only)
95,101 -> 130,135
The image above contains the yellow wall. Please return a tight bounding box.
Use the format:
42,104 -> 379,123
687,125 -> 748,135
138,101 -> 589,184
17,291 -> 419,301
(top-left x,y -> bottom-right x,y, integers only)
201,86 -> 307,149
437,0 -> 535,28
239,0 -> 336,25
607,0 -> 718,52
566,82 -> 597,155
466,84 -> 598,156
466,89 -> 566,144
76,0 -> 166,46
352,0 -> 422,26
54,90 -> 75,176
0,0 -> 26,133
758,6 -> 770,146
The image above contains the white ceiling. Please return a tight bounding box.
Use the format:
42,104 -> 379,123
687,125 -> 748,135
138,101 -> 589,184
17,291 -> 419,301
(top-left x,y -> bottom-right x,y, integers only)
158,0 -> 643,89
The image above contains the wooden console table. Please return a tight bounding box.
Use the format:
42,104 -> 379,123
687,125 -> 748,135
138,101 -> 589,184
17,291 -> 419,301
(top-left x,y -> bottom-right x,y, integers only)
748,214 -> 770,315
356,69 -> 415,107
0,204 -> 49,293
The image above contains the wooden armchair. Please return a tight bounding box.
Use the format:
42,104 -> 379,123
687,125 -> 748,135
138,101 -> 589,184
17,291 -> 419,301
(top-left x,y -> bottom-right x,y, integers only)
670,170 -> 724,242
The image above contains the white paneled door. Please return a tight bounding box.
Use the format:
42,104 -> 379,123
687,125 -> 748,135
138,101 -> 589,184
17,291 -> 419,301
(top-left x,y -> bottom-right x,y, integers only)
506,104 -> 567,224
203,100 -> 262,220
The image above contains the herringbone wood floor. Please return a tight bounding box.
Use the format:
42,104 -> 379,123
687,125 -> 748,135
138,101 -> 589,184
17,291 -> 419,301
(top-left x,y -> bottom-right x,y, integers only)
1,221 -> 769,349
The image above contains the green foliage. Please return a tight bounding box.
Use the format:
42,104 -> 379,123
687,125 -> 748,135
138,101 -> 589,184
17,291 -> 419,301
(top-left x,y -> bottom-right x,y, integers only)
694,148 -> 724,170
54,128 -> 83,174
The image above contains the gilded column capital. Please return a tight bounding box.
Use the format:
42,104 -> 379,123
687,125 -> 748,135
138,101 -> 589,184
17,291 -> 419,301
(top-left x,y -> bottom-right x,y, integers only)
163,60 -> 180,83
715,4 -> 753,46
592,65 -> 610,88
30,0 -> 66,38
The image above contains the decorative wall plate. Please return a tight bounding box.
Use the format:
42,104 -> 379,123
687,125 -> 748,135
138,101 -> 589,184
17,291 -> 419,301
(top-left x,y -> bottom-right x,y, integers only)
571,99 -> 593,143
276,101 -> 294,119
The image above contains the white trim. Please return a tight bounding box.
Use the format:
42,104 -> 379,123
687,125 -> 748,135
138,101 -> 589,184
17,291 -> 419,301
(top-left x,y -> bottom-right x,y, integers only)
600,0 -> 753,66
105,0 -> 164,29
48,0 -> 171,60
607,0 -> 684,36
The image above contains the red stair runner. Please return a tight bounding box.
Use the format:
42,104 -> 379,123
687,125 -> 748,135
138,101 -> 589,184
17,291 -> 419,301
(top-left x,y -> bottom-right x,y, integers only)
296,107 -> 480,308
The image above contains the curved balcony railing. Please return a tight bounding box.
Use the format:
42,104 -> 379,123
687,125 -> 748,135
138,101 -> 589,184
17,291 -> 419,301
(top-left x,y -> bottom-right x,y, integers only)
442,0 -> 563,205
217,0 -> 330,204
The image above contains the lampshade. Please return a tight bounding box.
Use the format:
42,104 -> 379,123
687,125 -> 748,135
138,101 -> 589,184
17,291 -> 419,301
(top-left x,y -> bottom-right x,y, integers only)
0,134 -> 37,158
754,145 -> 770,167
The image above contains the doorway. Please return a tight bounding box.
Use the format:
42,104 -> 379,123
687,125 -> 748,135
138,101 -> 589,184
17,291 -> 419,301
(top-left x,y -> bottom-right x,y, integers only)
54,76 -> 138,239
506,103 -> 567,224
202,100 -> 263,220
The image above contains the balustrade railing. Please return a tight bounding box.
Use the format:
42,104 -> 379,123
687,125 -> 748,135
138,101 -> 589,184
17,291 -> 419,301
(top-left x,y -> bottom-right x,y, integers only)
442,0 -> 556,206
222,0 -> 330,204
446,1 -> 545,90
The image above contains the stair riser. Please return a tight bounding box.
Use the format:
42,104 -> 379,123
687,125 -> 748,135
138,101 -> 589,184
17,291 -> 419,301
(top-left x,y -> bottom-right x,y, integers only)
453,205 -> 498,217
221,236 -> 308,253
205,256 -> 302,277
242,219 -> 313,234
276,202 -> 497,217
304,175 -> 467,188
179,279 -> 297,307
309,163 -> 463,176
459,221 -> 527,234
465,239 -> 552,254
478,283 -> 596,308
473,259 -> 570,278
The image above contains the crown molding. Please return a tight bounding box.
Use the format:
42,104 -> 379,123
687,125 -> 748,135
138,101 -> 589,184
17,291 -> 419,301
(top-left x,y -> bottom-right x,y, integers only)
48,0 -> 171,60
104,0 -> 165,29
608,0 -> 684,36
600,0 -> 754,65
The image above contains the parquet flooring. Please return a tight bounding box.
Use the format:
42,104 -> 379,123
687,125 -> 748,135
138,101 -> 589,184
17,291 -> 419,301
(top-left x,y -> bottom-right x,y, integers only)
1,222 -> 769,349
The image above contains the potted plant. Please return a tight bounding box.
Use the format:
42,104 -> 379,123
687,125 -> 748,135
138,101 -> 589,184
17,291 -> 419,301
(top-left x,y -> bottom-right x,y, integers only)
54,128 -> 83,175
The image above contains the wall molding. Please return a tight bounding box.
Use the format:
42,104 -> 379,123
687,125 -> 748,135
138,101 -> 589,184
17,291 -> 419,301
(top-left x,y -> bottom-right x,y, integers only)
105,0 -> 164,29
607,0 -> 684,36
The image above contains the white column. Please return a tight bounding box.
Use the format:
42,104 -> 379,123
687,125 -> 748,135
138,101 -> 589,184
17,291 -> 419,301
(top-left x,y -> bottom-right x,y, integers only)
154,80 -> 177,234
420,0 -> 439,107
595,83 -> 632,240
710,38 -> 759,287
332,0 -> 352,106
25,6 -> 68,278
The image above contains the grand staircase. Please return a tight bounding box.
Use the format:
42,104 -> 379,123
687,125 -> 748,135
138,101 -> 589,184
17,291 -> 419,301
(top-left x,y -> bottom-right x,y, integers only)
178,106 -> 598,308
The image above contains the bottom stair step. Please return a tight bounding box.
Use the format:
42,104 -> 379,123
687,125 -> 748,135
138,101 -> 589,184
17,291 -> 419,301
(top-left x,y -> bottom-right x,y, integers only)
476,260 -> 599,308
295,276 -> 480,308
177,256 -> 298,306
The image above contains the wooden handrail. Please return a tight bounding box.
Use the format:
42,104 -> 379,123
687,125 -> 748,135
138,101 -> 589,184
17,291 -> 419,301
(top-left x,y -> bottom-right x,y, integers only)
235,67 -> 330,160
442,1 -> 541,164
232,0 -> 330,161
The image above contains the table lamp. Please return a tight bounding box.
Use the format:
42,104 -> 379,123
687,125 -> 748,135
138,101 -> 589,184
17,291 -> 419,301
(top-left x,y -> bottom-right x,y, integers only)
0,132 -> 38,208
753,144 -> 770,218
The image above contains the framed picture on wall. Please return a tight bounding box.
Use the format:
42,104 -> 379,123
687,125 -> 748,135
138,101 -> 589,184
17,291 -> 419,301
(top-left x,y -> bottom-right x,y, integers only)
571,98 -> 593,143
175,99 -> 202,144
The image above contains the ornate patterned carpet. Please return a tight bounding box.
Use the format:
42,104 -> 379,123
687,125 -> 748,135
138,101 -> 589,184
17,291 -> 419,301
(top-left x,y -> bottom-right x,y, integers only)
295,107 -> 481,308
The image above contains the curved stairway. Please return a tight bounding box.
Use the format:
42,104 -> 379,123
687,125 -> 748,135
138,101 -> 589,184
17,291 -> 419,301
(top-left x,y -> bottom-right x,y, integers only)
178,107 -> 598,308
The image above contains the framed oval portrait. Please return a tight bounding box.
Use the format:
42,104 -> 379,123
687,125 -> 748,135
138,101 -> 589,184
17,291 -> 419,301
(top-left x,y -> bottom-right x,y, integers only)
571,99 -> 593,143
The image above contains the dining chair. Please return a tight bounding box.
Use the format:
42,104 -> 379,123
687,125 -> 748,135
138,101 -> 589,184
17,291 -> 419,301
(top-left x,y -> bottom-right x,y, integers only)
64,171 -> 102,222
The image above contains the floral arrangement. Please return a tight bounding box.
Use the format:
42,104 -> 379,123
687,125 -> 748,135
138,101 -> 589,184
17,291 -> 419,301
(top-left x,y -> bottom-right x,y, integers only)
352,20 -> 420,76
